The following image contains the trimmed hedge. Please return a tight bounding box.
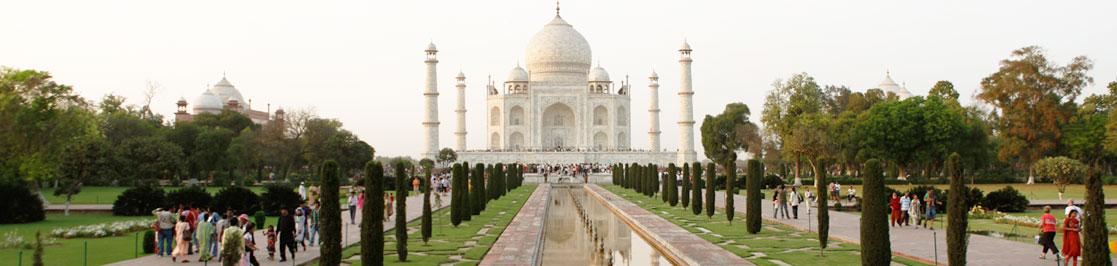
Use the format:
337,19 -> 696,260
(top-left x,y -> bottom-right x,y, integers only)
166,185 -> 211,209
211,186 -> 260,214
260,182 -> 303,216
0,182 -> 45,223
982,186 -> 1028,212
113,184 -> 165,216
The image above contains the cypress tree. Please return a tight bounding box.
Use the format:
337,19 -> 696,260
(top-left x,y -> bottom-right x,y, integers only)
663,164 -> 673,203
496,163 -> 506,198
725,161 -> 736,224
1083,166 -> 1112,266
815,159 -> 830,255
361,161 -> 385,266
861,159 -> 891,265
630,163 -> 638,190
651,164 -> 659,197
319,160 -> 342,265
634,164 -> 642,193
692,162 -> 703,216
944,154 -> 967,266
746,159 -> 762,234
421,165 -> 433,244
471,164 -> 483,216
393,161 -> 409,262
705,162 -> 716,219
681,163 -> 690,208
450,163 -> 463,227
668,164 -> 679,206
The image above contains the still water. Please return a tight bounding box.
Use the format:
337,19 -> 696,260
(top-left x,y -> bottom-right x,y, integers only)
541,186 -> 673,266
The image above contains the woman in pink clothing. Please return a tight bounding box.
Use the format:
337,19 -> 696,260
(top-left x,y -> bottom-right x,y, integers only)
171,214 -> 191,263
1038,206 -> 1060,260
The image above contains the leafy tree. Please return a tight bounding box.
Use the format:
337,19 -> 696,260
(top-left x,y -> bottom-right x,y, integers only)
361,160 -> 384,266
745,160 -> 762,234
860,159 -> 891,264
165,122 -> 202,179
259,183 -> 302,216
977,46 -> 1092,183
191,109 -> 256,136
856,97 -> 968,179
111,184 -> 164,216
1082,169 -> 1112,265
437,148 -> 457,168
1032,156 -> 1087,198
929,80 -> 960,102
193,127 -> 234,180
680,163 -> 690,208
0,182 -> 46,223
318,160 -> 342,265
393,161 -> 409,262
57,137 -> 115,215
118,136 -> 184,184
701,103 -> 756,171
421,162 -> 433,244
705,162 -> 716,219
815,160 -> 830,254
692,162 -> 703,216
761,73 -> 826,185
945,153 -> 968,266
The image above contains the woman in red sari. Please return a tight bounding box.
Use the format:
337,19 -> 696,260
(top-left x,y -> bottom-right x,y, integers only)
1062,209 -> 1082,266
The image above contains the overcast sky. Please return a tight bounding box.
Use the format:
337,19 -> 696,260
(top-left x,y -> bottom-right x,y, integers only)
2,0 -> 1115,159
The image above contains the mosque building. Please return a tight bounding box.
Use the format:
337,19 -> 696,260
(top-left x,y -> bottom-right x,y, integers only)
422,6 -> 694,165
174,75 -> 285,125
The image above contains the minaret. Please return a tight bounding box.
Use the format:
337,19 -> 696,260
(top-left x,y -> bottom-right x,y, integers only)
677,40 -> 697,164
647,71 -> 662,151
454,71 -> 467,152
422,42 -> 440,160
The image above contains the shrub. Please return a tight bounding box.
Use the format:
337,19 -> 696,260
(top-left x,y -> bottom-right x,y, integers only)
254,211 -> 266,229
762,174 -> 784,189
112,184 -> 165,216
691,162 -> 703,216
815,160 -> 830,252
705,163 -> 716,219
165,185 -> 211,209
0,182 -> 45,223
982,186 -> 1028,212
211,186 -> 260,215
945,153 -> 967,266
393,161 -> 409,262
745,160 -> 762,234
450,163 -> 463,226
362,160 -> 385,265
260,182 -> 302,216
1082,171 -> 1111,265
142,230 -> 155,254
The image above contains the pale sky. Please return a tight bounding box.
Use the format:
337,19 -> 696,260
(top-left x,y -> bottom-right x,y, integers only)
2,0 -> 1115,159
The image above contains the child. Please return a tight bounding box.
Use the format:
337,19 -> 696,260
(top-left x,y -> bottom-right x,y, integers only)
266,225 -> 277,260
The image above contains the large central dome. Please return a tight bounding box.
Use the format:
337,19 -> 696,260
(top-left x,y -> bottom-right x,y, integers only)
526,15 -> 592,77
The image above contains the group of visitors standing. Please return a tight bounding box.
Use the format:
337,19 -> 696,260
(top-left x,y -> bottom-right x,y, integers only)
888,191 -> 940,229
771,185 -> 803,219
1038,200 -> 1085,265
152,206 -> 263,265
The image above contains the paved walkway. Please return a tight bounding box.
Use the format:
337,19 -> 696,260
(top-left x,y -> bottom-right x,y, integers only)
713,191 -> 1113,265
479,184 -> 550,266
107,192 -> 448,266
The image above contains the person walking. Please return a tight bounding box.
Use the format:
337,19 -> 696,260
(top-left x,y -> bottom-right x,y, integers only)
220,219 -> 244,266
909,195 -> 922,229
777,184 -> 790,219
899,193 -> 912,226
243,221 -> 260,266
196,212 -> 215,262
277,209 -> 297,262
889,193 -> 901,227
1062,209 -> 1082,266
788,186 -> 800,219
308,202 -> 320,247
1039,206 -> 1060,260
347,191 -> 358,225
152,207 -> 176,257
772,186 -> 782,219
923,190 -> 939,230
294,208 -> 307,251
171,213 -> 191,263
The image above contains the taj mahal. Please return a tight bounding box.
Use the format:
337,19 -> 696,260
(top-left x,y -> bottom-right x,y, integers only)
420,6 -> 695,165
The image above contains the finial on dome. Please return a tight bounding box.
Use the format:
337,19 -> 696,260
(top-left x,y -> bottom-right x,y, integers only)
556,0 -> 560,16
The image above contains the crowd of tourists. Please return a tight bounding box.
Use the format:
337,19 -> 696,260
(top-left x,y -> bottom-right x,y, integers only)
888,191 -> 941,230
151,184 -> 321,265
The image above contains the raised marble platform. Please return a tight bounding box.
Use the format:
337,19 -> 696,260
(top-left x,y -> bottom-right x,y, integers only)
458,151 -> 676,165
479,184 -> 551,266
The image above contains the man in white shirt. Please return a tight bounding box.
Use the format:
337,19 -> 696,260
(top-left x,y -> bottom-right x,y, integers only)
900,193 -> 912,226
1065,199 -> 1083,217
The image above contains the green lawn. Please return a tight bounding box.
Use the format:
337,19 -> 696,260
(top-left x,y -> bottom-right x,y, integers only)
0,213 -> 149,265
603,185 -> 929,266
42,186 -> 267,205
321,185 -> 537,265
886,183 -> 1117,202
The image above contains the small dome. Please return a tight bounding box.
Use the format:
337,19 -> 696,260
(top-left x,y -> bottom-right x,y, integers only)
507,65 -> 529,82
877,71 -> 913,99
588,65 -> 610,82
209,77 -> 245,108
193,90 -> 223,112
525,16 -> 592,76
426,42 -> 437,51
680,40 -> 692,51
456,71 -> 465,79
650,70 -> 658,79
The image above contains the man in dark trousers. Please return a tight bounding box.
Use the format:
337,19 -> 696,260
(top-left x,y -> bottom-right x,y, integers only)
277,208 -> 297,262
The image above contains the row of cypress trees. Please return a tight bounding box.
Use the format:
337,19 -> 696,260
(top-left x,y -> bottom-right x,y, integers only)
612,162 -> 718,221
450,162 -> 524,227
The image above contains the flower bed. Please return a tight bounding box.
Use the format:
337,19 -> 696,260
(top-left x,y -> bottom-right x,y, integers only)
49,220 -> 150,239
